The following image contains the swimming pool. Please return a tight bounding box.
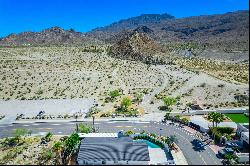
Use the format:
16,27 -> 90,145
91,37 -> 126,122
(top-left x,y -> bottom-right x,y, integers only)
133,139 -> 161,148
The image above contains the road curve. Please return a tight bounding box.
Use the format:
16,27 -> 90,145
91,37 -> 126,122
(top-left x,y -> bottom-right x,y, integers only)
0,121 -> 222,165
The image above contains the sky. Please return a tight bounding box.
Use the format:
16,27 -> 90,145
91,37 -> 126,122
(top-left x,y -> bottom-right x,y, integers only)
0,0 -> 249,37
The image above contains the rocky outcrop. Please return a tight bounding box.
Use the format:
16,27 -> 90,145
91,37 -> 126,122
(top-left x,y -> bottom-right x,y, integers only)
108,30 -> 164,64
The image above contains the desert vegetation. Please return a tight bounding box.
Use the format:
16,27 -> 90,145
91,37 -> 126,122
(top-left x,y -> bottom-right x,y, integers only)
0,46 -> 248,118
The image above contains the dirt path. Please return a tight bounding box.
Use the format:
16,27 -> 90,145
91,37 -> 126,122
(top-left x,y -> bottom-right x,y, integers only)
140,65 -> 169,113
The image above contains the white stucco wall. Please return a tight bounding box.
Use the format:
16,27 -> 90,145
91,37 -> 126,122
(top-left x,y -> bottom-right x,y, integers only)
78,159 -> 149,165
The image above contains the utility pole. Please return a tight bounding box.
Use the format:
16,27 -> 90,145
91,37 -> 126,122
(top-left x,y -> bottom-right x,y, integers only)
92,116 -> 95,132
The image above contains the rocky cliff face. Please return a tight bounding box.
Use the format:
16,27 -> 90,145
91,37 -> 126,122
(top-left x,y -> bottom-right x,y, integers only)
108,30 -> 164,64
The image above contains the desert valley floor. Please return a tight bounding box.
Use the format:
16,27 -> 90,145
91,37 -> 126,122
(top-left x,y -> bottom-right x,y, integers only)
0,47 -> 248,119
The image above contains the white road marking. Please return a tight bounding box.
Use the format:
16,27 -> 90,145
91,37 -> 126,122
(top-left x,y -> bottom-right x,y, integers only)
133,121 -> 150,124
32,124 -> 40,126
57,131 -> 62,134
23,125 -> 30,127
51,124 -> 60,126
107,121 -> 117,123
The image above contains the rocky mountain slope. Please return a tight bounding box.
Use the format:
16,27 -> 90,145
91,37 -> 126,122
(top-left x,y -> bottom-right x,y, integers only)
0,26 -> 102,46
87,10 -> 249,51
0,10 -> 248,52
108,30 -> 164,64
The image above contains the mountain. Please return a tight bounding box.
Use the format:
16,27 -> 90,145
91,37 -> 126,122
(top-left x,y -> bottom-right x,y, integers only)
87,10 -> 249,51
0,10 -> 248,51
0,26 -> 102,46
86,13 -> 175,42
108,30 -> 164,64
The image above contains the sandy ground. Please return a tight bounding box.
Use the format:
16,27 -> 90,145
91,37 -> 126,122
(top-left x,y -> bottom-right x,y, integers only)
0,99 -> 96,117
0,47 -> 248,122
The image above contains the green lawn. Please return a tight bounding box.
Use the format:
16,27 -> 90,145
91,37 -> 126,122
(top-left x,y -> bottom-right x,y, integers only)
225,113 -> 249,123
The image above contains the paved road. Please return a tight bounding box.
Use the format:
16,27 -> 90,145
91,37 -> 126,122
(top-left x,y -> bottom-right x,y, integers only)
0,121 -> 222,165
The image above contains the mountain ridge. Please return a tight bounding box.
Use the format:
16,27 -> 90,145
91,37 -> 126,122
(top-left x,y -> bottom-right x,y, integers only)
0,10 -> 248,51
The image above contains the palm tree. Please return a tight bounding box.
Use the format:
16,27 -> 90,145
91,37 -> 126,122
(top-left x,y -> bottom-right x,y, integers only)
207,112 -> 225,127
215,113 -> 225,127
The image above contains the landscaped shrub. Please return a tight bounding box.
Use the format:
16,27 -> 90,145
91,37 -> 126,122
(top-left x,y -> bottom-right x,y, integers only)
124,130 -> 135,136
78,123 -> 91,133
209,127 -> 234,135
216,127 -> 234,134
133,134 -> 165,149
44,132 -> 53,142
214,132 -> 222,143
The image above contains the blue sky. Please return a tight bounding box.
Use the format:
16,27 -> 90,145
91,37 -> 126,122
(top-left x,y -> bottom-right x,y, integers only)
0,0 -> 248,37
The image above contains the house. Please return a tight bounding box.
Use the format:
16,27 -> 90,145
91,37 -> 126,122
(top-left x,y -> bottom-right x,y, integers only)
236,123 -> 249,147
189,116 -> 237,133
77,135 -> 150,165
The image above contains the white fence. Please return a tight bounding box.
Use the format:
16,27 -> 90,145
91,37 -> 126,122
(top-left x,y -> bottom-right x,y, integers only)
171,108 -> 249,116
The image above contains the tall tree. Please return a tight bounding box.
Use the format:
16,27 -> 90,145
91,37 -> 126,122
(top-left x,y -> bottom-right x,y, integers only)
207,112 -> 225,127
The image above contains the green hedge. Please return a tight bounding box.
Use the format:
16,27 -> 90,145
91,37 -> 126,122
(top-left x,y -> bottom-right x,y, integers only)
209,127 -> 234,135
208,127 -> 234,144
214,132 -> 222,143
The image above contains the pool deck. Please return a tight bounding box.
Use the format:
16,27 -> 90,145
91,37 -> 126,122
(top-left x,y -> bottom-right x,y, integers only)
148,148 -> 168,165
171,144 -> 188,165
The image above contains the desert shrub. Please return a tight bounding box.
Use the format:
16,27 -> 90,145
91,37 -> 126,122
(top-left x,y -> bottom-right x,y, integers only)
162,96 -> 177,108
181,117 -> 189,124
60,136 -> 68,142
200,83 -> 206,87
64,133 -> 80,156
85,107 -> 100,118
121,97 -> 132,109
158,105 -> 168,111
40,148 -> 54,162
109,90 -> 120,98
100,112 -> 112,117
3,137 -> 19,147
78,123 -> 91,133
124,130 -> 135,136
44,132 -> 53,142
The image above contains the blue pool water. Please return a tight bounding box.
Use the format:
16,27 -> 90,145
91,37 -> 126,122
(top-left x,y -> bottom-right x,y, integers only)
133,139 -> 161,148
